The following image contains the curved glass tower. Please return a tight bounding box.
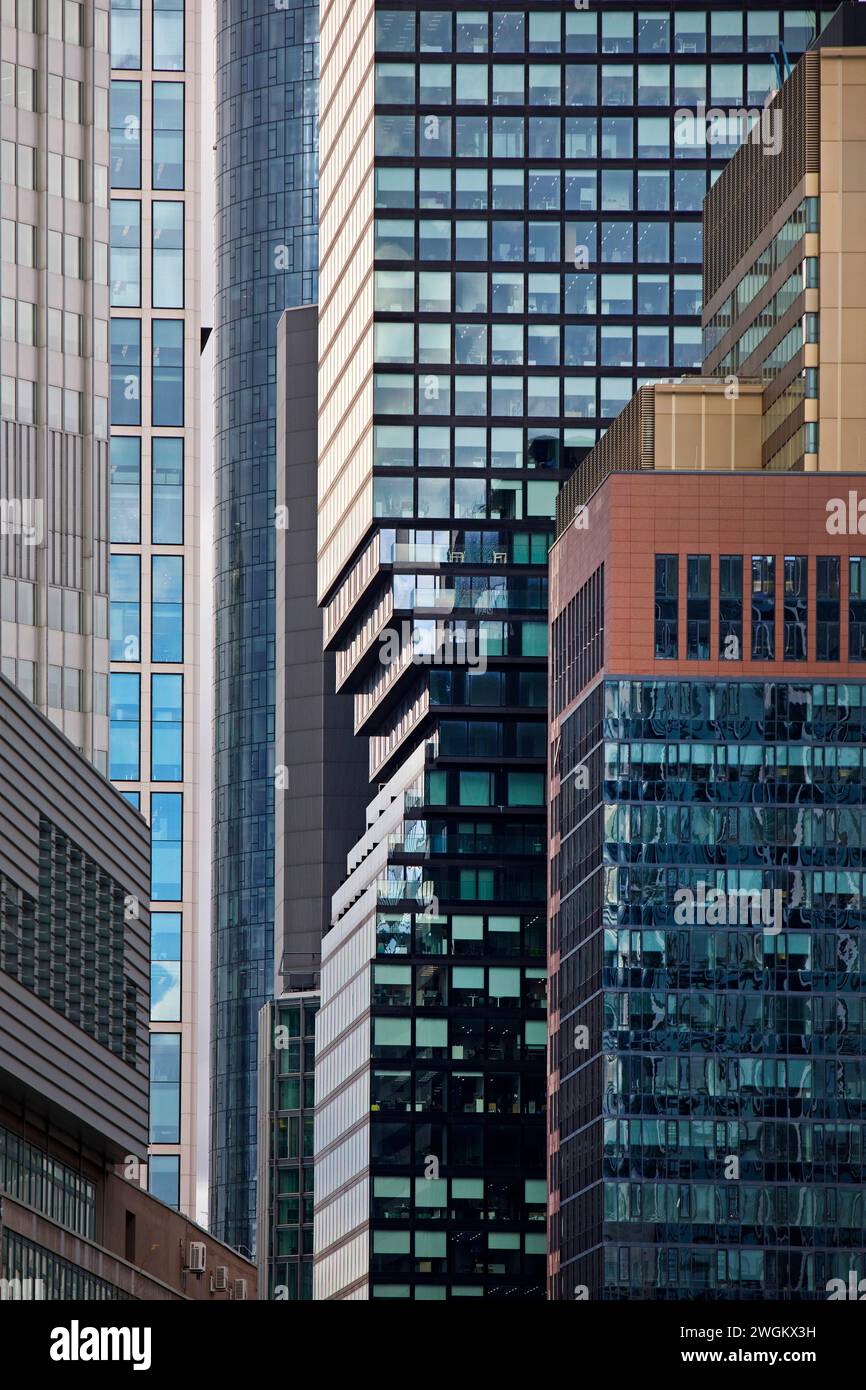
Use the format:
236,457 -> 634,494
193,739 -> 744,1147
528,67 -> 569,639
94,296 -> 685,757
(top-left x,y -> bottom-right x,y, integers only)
211,0 -> 318,1254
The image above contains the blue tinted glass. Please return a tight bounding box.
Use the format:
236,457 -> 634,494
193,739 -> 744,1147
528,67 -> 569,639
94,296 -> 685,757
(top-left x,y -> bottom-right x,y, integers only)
110,435 -> 141,542
110,199 -> 141,306
153,82 -> 184,189
110,317 -> 141,425
149,1033 -> 181,1141
151,909 -> 183,1049
148,1154 -> 180,1207
110,0 -> 141,68
152,438 -> 183,542
152,202 -> 183,307
153,0 -> 184,69
151,792 -> 182,899
110,81 -> 141,187
151,555 -> 183,661
109,671 -> 140,780
152,319 -> 183,425
110,553 -> 140,660
151,672 -> 183,780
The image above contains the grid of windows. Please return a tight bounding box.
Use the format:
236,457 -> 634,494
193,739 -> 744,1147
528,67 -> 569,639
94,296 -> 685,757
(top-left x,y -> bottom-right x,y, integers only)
556,678 -> 866,1298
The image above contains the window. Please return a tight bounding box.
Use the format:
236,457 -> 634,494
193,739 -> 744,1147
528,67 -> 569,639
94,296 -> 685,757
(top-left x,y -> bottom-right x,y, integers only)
111,0 -> 141,67
109,672 -> 140,780
152,202 -> 183,307
152,438 -> 183,543
153,0 -> 184,69
152,554 -> 183,661
152,673 -> 182,780
149,1155 -> 180,1209
816,556 -> 840,662
849,559 -> 866,661
686,555 -> 710,659
151,792 -> 182,900
151,912 -> 181,1022
110,318 -> 141,426
655,554 -> 678,658
110,554 -> 140,661
783,556 -> 807,661
152,320 -> 183,425
110,199 -> 141,306
110,436 -> 141,542
751,556 -> 776,660
507,772 -> 544,806
149,1033 -> 180,1142
152,82 -> 183,188
719,555 -> 743,661
109,81 -> 140,187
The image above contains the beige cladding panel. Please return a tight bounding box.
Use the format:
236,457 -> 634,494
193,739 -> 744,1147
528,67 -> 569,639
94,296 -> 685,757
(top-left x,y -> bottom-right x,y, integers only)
652,385 -> 764,473
818,50 -> 866,472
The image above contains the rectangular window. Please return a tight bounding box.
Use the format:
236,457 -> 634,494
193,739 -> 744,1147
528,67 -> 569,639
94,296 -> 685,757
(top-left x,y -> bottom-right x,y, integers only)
783,555 -> 807,661
686,555 -> 710,659
110,554 -> 140,661
110,435 -> 141,542
751,556 -> 776,660
152,438 -> 183,542
654,554 -> 678,658
151,672 -> 183,780
149,1032 -> 181,1142
111,0 -> 141,67
152,202 -> 184,307
110,199 -> 141,306
151,792 -> 182,900
151,911 -> 181,1023
148,1154 -> 180,1208
110,81 -> 141,187
816,556 -> 840,662
153,81 -> 184,189
109,671 -> 140,780
152,319 -> 183,425
152,554 -> 183,660
719,555 -> 743,661
153,0 -> 184,69
849,558 -> 866,662
110,317 -> 141,425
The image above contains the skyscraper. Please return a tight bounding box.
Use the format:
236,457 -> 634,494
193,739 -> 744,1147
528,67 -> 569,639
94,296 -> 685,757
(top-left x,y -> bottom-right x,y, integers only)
211,0 -> 319,1254
1,0 -> 112,766
108,0 -> 202,1219
548,6 -> 866,1299
313,0 -> 835,1300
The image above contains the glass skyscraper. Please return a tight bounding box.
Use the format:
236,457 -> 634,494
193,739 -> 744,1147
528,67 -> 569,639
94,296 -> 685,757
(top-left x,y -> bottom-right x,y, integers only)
313,0 -> 834,1298
107,0 -> 202,1217
212,0 -> 319,1253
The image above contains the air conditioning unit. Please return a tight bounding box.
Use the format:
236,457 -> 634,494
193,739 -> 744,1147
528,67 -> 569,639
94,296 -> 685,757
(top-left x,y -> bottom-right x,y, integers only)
187,1241 -> 207,1273
212,1266 -> 229,1292
233,1278 -> 248,1301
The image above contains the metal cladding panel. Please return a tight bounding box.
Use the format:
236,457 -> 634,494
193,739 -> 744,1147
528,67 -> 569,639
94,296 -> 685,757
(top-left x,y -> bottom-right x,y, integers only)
0,674 -> 150,1159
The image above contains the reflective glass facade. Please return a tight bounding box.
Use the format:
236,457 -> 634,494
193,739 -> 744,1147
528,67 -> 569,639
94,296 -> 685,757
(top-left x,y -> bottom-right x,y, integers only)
555,678 -> 866,1299
109,0 -> 200,1217
316,0 -> 833,1299
212,0 -> 319,1254
257,995 -> 317,1299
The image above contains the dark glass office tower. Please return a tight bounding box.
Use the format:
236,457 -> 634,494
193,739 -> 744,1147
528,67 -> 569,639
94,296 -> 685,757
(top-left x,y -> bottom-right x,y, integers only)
314,0 -> 835,1299
211,0 -> 319,1253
